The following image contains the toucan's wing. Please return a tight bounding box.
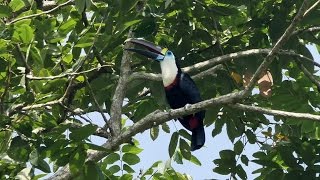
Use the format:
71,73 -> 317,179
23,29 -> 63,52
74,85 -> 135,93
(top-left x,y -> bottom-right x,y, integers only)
179,72 -> 202,104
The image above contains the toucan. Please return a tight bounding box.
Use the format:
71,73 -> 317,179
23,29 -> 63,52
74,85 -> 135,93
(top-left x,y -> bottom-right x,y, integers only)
124,38 -> 205,151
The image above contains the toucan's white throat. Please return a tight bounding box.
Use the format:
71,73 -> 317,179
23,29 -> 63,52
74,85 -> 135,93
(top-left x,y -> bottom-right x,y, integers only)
160,56 -> 178,87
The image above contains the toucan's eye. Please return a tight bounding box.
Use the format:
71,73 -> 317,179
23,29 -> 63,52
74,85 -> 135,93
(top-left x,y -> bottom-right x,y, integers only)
167,51 -> 172,56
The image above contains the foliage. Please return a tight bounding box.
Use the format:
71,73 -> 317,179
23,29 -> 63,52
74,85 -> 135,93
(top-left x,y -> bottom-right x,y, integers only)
0,0 -> 320,179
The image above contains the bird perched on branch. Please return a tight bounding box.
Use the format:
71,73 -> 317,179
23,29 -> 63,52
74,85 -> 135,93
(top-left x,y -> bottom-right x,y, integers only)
124,38 -> 205,151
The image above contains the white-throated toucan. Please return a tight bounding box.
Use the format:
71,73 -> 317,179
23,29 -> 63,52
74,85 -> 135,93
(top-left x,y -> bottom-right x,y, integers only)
124,38 -> 205,151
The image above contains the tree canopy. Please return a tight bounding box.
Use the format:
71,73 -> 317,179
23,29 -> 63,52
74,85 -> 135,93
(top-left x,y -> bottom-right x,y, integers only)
1,0 -> 320,179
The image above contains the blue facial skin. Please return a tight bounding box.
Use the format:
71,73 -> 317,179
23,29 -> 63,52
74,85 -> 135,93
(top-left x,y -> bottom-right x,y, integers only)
156,50 -> 173,62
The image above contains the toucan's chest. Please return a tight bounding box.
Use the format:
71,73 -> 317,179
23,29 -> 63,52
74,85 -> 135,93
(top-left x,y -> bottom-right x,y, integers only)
164,76 -> 189,109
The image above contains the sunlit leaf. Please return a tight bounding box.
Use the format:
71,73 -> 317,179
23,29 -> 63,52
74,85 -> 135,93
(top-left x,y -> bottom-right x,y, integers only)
122,153 -> 140,165
9,0 -> 25,12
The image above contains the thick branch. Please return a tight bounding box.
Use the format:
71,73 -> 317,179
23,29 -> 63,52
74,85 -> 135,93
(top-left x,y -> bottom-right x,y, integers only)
230,103 -> 320,121
242,0 -> 310,97
107,29 -> 134,136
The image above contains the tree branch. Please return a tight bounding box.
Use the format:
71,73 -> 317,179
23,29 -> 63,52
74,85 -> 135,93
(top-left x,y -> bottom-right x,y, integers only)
6,0 -> 74,25
129,49 -> 317,82
107,29 -> 134,136
229,103 -> 320,121
296,60 -> 320,90
303,0 -> 320,18
293,26 -> 320,36
192,64 -> 222,80
84,76 -> 109,124
26,64 -> 113,80
242,0 -> 310,97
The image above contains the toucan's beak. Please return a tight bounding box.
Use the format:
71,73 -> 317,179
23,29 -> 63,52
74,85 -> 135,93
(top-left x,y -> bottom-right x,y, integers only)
124,38 -> 167,61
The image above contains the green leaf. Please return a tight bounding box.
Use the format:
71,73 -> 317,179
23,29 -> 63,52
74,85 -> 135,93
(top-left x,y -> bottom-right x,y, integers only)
165,0 -> 173,9
75,35 -> 94,48
179,138 -> 191,160
212,117 -> 224,138
241,155 -> 249,166
208,5 -> 239,16
301,121 -> 315,133
59,19 -> 77,35
84,161 -> 104,180
9,0 -> 25,12
122,153 -> 140,165
178,129 -> 191,141
190,155 -> 202,166
7,136 -> 31,162
123,163 -> 135,173
122,144 -> 143,154
13,24 -> 34,43
85,143 -> 109,152
69,124 -> 97,141
36,159 -> 51,173
119,0 -> 139,12
245,130 -> 256,144
219,150 -> 236,160
169,132 -> 179,157
173,151 -> 183,164
0,5 -> 12,18
0,130 -> 11,154
69,147 -> 87,175
62,54 -> 73,64
104,153 -> 120,164
150,126 -> 159,141
234,140 -> 244,155
120,174 -> 133,180
213,166 -> 231,175
108,165 -> 120,174
236,164 -> 247,179
75,0 -> 86,13
29,150 -> 51,173
76,75 -> 85,82
161,123 -> 170,133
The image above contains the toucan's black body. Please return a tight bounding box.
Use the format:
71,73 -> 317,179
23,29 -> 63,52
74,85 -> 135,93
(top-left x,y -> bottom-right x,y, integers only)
124,38 -> 206,151
164,70 -> 206,151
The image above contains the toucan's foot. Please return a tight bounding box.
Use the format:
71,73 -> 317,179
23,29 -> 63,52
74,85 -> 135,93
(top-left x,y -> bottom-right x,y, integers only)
184,103 -> 192,110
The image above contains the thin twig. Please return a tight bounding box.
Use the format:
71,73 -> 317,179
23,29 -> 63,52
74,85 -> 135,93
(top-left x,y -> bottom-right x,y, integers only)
6,0 -> 74,25
303,0 -> 320,17
229,103 -> 320,121
296,60 -> 320,90
84,76 -> 109,124
26,64 -> 113,80
292,26 -> 320,36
